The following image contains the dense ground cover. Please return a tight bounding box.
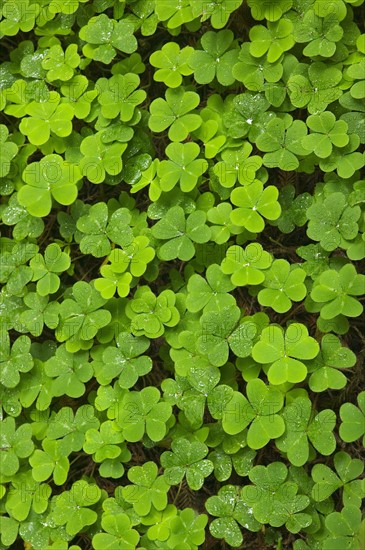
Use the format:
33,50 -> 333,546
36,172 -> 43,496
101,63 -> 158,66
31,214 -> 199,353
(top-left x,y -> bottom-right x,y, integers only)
0,0 -> 364,548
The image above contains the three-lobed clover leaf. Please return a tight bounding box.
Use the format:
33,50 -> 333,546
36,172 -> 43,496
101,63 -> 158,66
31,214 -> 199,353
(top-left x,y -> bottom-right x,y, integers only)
241,462 -> 311,533
168,508 -> 208,549
122,461 -> 170,515
157,142 -> 208,193
29,243 -> 70,296
103,236 -> 155,278
186,264 -> 236,313
5,470 -> 51,522
161,438 -> 214,490
323,505 -> 363,550
252,323 -> 320,384
221,243 -> 273,286
79,132 -> 127,184
230,180 -> 281,231
213,142 -> 263,188
307,334 -> 356,392
276,396 -> 336,467
149,42 -> 194,88
233,42 -> 283,91
83,420 -> 125,463
0,417 -> 34,477
247,0 -> 292,21
288,62 -> 342,114
126,286 -> 180,338
339,391 -> 365,447
0,332 -> 33,388
258,259 -> 307,313
92,512 -> 140,550
94,331 -> 152,387
18,155 -> 82,217
18,292 -> 59,336
0,124 -> 18,177
301,112 -> 349,158
306,192 -> 361,251
310,263 -> 365,319
149,87 -> 201,141
19,94 -> 74,146
222,378 -> 285,448
76,202 -> 133,257
255,116 -> 308,170
116,386 -> 172,442
97,73 -> 146,122
55,281 -> 112,351
151,206 -> 211,261
79,14 -> 137,64
292,9 -> 344,57
191,0 -> 243,29
51,480 -> 101,536
249,19 -> 295,62
311,451 -> 364,507
29,439 -> 70,486
41,44 -> 80,82
46,405 -> 99,453
205,485 -> 260,547
272,184 -> 313,234
188,30 -> 239,86
44,345 -> 93,397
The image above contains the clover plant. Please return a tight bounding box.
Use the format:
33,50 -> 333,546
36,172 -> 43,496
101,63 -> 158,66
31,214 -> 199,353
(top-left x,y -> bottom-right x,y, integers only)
1,1 -> 364,549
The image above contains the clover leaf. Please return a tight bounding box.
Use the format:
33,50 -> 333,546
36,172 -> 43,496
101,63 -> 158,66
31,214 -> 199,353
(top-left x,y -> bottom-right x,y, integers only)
94,331 -> 152,387
161,438 -> 214,490
258,260 -> 307,313
318,134 -> 365,178
288,62 -> 342,114
18,155 -> 81,217
302,112 -> 349,158
213,142 -> 263,188
5,470 -> 51,522
105,236 -> 155,278
272,184 -> 313,234
19,95 -> 74,146
168,508 -> 208,549
83,420 -> 125,463
79,15 -> 137,63
149,87 -> 201,141
46,405 -> 99,453
307,334 -> 356,392
241,462 -> 311,533
116,386 -> 172,442
1,192 -> 44,240
44,345 -> 93,397
157,142 -> 208,193
247,0 -> 292,21
233,42 -> 283,91
18,292 -> 59,336
189,30 -> 238,85
126,286 -> 180,338
307,192 -> 361,251
0,417 -> 34,477
223,92 -> 271,140
191,0 -> 243,29
206,485 -> 260,547
276,396 -> 336,466
55,281 -> 112,351
29,439 -> 70,486
122,461 -> 170,515
41,44 -> 80,82
79,133 -> 127,183
92,512 -> 140,550
256,116 -> 308,170
76,202 -> 133,257
222,379 -> 285,448
293,9 -> 344,57
29,243 -> 70,296
149,42 -> 194,88
97,73 -> 146,122
324,505 -> 363,550
252,323 -> 320,384
339,392 -> 365,446
0,124 -> 18,177
186,264 -> 236,313
230,180 -> 281,231
250,19 -> 295,62
221,243 -> 273,285
0,331 -> 33,388
310,264 -> 365,319
51,480 -> 101,536
152,206 -> 211,261
311,451 -> 364,507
